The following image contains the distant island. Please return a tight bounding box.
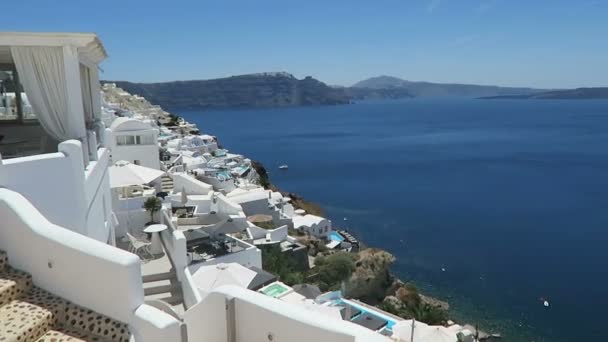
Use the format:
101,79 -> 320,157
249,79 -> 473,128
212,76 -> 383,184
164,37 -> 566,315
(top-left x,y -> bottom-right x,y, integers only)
352,75 -> 545,98
478,87 -> 608,100
108,72 -> 419,110
107,73 -> 607,110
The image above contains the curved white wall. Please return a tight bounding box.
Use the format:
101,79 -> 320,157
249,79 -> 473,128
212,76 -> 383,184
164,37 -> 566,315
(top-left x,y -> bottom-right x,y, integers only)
0,188 -> 142,323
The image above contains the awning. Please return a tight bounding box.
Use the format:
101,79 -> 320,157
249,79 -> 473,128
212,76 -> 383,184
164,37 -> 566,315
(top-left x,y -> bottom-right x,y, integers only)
109,160 -> 165,188
392,320 -> 433,342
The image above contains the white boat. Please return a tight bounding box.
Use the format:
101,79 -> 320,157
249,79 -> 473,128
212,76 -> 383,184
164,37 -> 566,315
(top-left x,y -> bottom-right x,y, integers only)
279,164 -> 289,170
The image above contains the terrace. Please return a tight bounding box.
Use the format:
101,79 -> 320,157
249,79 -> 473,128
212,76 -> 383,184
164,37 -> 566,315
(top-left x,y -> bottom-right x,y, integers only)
0,32 -> 113,242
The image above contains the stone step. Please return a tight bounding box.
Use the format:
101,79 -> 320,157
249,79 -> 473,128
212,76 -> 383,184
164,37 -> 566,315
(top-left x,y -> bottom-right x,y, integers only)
0,299 -> 55,342
142,271 -> 176,283
142,278 -> 176,291
146,292 -> 184,306
0,267 -> 33,307
144,283 -> 181,296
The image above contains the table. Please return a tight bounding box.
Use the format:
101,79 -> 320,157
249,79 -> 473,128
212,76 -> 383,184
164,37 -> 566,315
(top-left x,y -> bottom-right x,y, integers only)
143,224 -> 168,255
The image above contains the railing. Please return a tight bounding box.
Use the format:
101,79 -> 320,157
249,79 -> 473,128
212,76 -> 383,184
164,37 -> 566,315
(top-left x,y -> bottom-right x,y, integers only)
160,209 -> 202,309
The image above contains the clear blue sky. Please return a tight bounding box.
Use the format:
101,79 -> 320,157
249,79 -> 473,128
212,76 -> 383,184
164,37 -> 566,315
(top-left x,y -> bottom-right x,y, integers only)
3,0 -> 607,88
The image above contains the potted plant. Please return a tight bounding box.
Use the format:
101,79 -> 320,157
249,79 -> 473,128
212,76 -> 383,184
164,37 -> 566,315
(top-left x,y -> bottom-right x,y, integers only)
143,196 -> 162,225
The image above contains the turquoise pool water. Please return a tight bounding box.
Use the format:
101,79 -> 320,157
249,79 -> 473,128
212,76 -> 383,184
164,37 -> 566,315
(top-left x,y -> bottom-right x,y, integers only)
216,170 -> 231,180
328,231 -> 344,242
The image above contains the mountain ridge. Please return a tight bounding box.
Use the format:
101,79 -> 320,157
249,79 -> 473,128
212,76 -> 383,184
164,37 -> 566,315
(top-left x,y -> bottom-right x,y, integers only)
353,75 -> 547,98
107,73 -> 351,109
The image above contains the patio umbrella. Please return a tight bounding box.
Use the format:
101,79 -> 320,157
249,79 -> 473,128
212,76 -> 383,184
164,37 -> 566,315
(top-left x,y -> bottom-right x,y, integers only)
191,263 -> 256,291
109,160 -> 165,188
392,320 -> 431,342
416,326 -> 457,342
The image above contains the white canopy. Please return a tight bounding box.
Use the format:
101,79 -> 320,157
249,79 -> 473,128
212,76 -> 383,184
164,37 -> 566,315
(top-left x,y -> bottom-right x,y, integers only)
392,320 -> 432,342
109,160 -> 165,188
417,326 -> 457,342
191,263 -> 256,291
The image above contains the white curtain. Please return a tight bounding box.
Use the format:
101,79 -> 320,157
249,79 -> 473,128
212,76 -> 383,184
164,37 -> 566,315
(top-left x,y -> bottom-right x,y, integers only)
10,46 -> 75,141
80,63 -> 93,124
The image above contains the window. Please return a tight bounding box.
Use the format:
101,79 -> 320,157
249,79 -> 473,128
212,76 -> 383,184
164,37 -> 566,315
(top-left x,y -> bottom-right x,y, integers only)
116,135 -> 135,145
116,134 -> 155,146
0,65 -> 38,123
133,160 -> 141,165
139,134 -> 155,145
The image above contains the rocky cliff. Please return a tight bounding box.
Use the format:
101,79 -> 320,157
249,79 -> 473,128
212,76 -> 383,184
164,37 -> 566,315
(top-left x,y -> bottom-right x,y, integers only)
108,72 -> 351,109
345,248 -> 396,303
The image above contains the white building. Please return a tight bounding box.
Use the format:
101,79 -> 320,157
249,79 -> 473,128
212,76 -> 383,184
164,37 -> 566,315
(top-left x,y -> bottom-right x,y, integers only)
0,31 -> 390,342
108,117 -> 160,169
0,32 -> 113,243
293,212 -> 332,238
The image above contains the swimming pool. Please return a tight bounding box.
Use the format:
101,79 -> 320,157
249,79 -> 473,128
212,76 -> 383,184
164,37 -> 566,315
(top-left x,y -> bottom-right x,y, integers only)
328,231 -> 345,242
260,283 -> 290,298
333,298 -> 397,332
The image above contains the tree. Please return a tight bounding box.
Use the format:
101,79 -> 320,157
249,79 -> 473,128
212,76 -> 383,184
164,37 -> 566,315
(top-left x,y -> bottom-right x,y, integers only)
315,252 -> 355,291
407,303 -> 448,325
143,197 -> 162,224
262,245 -> 304,286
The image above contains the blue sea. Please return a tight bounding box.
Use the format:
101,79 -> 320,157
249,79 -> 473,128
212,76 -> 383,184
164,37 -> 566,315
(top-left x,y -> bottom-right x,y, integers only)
177,98 -> 608,342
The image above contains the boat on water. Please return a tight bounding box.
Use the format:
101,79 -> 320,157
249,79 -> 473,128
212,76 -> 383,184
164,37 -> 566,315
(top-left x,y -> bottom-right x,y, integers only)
279,164 -> 289,170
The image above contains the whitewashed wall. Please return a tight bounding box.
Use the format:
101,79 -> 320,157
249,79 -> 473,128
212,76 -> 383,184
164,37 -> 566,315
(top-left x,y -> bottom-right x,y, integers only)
172,172 -> 212,194
0,141 -> 112,238
184,286 -> 390,342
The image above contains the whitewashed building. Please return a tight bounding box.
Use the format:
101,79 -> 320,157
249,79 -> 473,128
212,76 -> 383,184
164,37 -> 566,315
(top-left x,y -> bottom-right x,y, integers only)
0,31 -> 390,342
293,212 -> 332,238
108,117 -> 160,169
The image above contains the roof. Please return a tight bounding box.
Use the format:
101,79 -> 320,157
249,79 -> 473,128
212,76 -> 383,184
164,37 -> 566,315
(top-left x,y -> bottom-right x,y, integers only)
110,117 -> 154,132
247,266 -> 278,291
227,188 -> 269,204
0,32 -> 107,64
292,214 -> 327,228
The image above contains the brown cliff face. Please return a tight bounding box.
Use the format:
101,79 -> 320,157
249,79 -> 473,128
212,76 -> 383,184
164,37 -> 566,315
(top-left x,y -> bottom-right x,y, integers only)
345,248 -> 396,303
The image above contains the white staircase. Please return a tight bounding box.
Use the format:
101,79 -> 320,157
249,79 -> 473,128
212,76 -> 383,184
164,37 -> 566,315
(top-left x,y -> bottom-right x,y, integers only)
160,174 -> 174,193
142,270 -> 184,314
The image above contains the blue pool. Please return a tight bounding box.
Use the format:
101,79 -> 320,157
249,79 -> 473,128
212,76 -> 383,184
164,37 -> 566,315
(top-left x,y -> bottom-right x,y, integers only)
334,298 -> 397,332
328,231 -> 344,242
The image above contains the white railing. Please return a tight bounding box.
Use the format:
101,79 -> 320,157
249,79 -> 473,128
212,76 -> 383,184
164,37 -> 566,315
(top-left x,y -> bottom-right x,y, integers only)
0,140 -> 88,235
160,209 -> 202,309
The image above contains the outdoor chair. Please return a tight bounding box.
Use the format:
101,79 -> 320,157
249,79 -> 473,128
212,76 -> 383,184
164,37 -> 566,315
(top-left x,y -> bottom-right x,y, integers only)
126,232 -> 154,261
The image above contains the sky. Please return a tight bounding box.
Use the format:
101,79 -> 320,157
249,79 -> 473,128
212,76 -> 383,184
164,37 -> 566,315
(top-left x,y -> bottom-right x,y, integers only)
3,0 -> 607,88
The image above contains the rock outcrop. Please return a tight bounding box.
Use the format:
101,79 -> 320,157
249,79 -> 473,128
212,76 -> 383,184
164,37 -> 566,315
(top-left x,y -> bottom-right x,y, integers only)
345,248 -> 396,303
